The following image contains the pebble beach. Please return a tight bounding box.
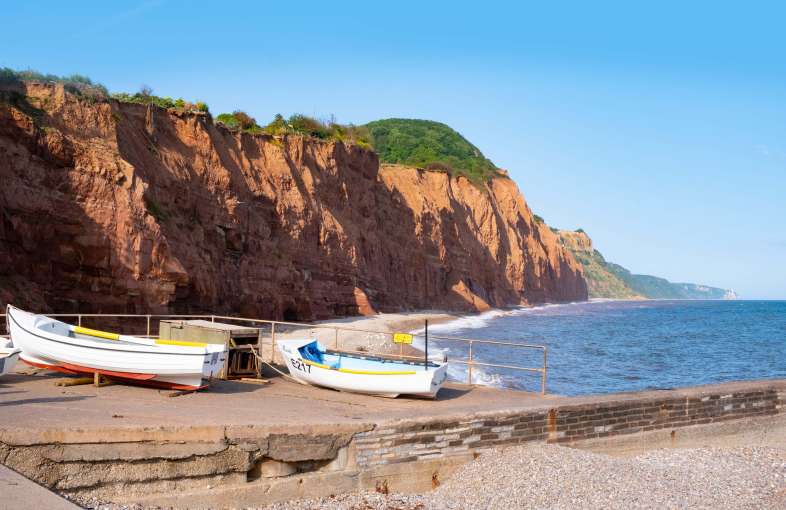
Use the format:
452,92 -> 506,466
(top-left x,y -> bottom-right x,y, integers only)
262,443 -> 786,510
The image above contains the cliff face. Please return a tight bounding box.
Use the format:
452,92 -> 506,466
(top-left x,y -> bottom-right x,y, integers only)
0,82 -> 587,319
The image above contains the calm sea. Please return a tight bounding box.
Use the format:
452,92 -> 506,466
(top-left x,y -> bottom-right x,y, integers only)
422,300 -> 786,396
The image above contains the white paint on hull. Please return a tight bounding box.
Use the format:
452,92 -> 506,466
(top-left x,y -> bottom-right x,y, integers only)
0,338 -> 20,377
7,306 -> 226,389
277,338 -> 448,398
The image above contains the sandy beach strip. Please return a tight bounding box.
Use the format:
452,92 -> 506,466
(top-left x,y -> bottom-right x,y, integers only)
315,310 -> 464,335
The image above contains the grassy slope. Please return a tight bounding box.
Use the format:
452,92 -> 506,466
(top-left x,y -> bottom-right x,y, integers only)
363,118 -> 500,181
558,230 -> 731,300
571,249 -> 644,299
557,231 -> 643,299
607,264 -> 730,299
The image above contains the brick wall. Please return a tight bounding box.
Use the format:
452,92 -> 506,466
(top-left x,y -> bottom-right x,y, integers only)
354,382 -> 783,468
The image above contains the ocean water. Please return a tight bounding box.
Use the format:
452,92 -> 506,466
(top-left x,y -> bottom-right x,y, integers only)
419,300 -> 786,396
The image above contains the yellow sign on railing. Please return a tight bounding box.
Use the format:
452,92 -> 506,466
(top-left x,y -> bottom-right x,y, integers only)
393,332 -> 413,344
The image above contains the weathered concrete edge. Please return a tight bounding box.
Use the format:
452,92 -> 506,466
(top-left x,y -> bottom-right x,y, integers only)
0,421 -> 376,446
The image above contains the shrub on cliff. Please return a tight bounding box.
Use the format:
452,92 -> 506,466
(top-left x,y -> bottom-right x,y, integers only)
263,114 -> 288,135
424,161 -> 454,173
327,122 -> 373,149
110,86 -> 208,113
288,114 -> 331,139
256,113 -> 372,148
216,110 -> 262,133
363,118 -> 500,182
0,67 -> 108,100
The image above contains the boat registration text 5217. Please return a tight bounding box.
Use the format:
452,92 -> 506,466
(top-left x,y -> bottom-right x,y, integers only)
290,357 -> 311,373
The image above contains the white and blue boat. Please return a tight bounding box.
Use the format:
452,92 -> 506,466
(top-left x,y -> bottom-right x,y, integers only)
277,338 -> 448,398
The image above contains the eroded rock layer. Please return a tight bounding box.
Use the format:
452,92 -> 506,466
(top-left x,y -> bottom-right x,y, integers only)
0,82 -> 586,319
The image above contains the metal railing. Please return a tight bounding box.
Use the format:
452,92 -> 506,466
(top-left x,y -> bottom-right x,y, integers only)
426,333 -> 548,395
0,312 -> 549,394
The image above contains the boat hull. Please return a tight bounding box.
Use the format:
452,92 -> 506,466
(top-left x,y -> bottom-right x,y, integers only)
277,338 -> 448,398
7,306 -> 226,390
0,339 -> 20,377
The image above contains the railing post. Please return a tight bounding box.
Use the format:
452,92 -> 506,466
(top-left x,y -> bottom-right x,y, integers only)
467,341 -> 473,385
334,328 -> 339,350
146,315 -> 151,338
541,347 -> 548,395
270,322 -> 276,363
78,315 -> 82,327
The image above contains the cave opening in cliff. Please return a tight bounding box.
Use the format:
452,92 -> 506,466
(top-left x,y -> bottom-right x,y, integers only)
283,308 -> 299,322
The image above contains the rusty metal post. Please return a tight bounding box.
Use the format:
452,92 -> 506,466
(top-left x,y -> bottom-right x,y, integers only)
541,347 -> 548,395
467,341 -> 473,384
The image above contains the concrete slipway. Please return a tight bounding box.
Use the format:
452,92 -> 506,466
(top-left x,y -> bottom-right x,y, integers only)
0,369 -> 783,508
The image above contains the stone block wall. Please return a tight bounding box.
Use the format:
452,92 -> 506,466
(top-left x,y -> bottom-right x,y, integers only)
354,382 -> 783,468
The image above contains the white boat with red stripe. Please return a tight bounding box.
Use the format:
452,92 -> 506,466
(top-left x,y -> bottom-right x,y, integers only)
6,305 -> 226,390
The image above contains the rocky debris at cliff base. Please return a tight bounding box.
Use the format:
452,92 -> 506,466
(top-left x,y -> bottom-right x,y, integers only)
261,444 -> 786,510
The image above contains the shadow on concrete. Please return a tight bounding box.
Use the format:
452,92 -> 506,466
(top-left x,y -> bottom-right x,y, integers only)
433,386 -> 473,401
206,380 -> 268,394
0,390 -> 25,396
0,396 -> 90,407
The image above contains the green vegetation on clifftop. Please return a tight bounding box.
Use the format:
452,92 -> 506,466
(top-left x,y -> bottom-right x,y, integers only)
0,67 -> 108,101
216,111 -> 373,147
363,118 -> 501,181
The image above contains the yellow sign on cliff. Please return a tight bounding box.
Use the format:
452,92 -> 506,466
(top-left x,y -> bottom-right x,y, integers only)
393,332 -> 413,344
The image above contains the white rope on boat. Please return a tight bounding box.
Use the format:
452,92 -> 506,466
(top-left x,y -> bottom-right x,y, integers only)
247,344 -> 307,385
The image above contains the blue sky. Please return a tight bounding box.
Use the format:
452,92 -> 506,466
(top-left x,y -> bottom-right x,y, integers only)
3,1 -> 785,298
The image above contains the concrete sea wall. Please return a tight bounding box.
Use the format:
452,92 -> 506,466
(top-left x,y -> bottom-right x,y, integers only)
0,379 -> 783,508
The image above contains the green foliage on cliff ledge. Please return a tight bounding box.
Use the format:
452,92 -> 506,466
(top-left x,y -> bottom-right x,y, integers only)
216,110 -> 262,133
111,86 -> 209,113
0,67 -> 108,101
251,113 -> 373,149
363,118 -> 500,182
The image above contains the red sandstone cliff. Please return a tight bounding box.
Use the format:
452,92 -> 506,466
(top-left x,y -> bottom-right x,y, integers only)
0,82 -> 587,319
